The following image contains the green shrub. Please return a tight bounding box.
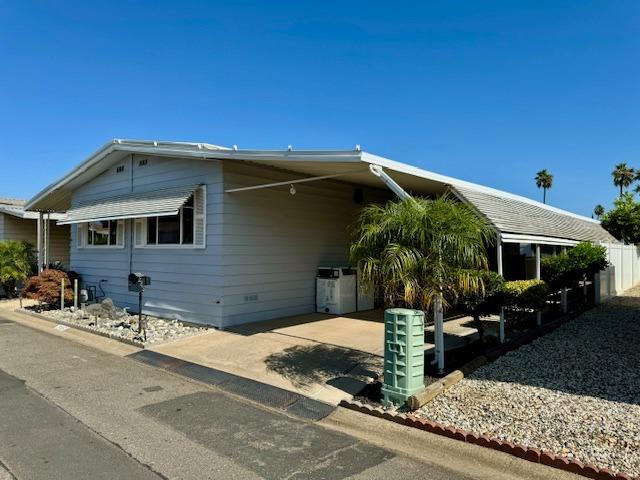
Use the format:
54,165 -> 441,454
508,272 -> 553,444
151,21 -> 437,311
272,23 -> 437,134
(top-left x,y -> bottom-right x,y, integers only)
541,242 -> 608,289
541,254 -> 572,289
566,242 -> 608,277
0,240 -> 36,298
502,279 -> 549,311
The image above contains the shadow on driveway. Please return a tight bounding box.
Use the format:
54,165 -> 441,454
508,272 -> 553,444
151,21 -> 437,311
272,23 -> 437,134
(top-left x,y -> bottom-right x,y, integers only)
264,343 -> 381,391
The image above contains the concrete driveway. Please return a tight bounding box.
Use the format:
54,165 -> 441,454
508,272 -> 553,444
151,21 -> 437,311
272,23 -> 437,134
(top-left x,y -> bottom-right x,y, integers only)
150,310 -> 498,405
151,313 -> 384,405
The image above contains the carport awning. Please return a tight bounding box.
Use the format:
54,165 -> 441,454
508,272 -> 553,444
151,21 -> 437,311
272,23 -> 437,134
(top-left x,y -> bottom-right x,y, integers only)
58,184 -> 200,224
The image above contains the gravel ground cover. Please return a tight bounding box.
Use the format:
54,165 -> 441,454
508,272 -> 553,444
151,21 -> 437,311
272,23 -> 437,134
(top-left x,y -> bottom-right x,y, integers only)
30,302 -> 207,346
417,286 -> 640,477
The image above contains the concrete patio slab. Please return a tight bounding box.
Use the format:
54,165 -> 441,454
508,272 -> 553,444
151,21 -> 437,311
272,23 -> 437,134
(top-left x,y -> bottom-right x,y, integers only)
150,311 -> 498,405
150,326 -> 378,405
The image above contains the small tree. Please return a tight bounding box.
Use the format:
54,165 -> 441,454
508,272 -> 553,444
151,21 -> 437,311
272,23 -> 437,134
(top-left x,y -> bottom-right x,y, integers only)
601,193 -> 640,243
542,242 -> 608,307
459,270 -> 505,343
0,240 -> 36,298
22,269 -> 74,306
565,242 -> 608,278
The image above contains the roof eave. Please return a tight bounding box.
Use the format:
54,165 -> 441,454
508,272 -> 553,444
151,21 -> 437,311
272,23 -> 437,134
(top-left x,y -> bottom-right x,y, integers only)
25,140 -> 365,212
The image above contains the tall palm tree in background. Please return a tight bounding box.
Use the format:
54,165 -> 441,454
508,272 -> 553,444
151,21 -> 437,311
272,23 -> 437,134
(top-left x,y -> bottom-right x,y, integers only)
612,163 -> 634,197
349,195 -> 493,311
593,204 -> 605,219
535,169 -> 553,204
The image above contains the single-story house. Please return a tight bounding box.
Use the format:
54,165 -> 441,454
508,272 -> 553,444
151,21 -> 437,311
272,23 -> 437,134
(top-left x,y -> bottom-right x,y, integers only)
0,198 -> 70,267
24,139 -> 617,328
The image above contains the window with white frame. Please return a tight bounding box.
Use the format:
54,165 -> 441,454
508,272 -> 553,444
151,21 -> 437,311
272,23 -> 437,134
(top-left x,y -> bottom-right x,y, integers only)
134,186 -> 206,248
147,195 -> 194,245
77,220 -> 124,248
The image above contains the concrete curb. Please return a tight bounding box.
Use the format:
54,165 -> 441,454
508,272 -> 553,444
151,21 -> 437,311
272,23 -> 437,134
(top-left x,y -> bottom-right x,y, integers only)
338,399 -> 637,480
16,309 -> 145,348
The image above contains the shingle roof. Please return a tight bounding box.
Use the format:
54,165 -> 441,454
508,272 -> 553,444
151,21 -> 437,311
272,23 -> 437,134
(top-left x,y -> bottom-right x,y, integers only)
0,198 -> 26,206
452,184 -> 617,243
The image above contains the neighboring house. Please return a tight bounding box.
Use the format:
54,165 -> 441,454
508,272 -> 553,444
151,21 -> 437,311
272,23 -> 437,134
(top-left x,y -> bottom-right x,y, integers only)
25,139 -> 618,328
0,198 -> 70,266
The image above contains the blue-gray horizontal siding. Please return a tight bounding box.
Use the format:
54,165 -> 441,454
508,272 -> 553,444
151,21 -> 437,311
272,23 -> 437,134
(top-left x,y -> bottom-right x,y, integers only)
69,155 -> 223,326
220,161 -> 390,327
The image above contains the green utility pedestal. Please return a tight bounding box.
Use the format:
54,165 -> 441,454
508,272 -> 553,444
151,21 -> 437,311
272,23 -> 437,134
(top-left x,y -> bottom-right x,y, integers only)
381,308 -> 425,407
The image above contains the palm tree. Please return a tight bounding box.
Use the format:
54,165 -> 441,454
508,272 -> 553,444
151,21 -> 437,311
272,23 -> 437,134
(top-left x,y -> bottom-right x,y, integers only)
535,169 -> 553,204
348,195 -> 493,311
612,163 -> 634,197
593,205 -> 605,219
0,241 -> 35,298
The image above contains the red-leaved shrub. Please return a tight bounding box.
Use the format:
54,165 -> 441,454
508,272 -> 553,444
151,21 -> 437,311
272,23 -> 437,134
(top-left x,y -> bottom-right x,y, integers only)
22,269 -> 74,305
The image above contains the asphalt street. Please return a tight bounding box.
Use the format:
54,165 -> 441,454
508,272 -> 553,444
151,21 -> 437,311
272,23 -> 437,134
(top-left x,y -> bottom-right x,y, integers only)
0,312 -> 472,480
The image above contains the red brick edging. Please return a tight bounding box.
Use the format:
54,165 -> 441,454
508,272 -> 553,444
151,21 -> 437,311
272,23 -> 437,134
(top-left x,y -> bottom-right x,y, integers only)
338,399 -> 637,480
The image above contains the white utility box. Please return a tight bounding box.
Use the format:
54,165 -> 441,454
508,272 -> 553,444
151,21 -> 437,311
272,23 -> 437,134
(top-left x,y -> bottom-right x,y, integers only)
316,267 -> 357,314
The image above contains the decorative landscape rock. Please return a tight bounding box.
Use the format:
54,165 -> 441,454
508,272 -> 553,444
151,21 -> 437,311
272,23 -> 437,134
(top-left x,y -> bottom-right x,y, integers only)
34,300 -> 207,346
416,286 -> 640,477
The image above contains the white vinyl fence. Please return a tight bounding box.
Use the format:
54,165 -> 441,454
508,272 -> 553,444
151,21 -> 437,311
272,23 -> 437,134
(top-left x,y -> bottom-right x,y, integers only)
596,243 -> 640,302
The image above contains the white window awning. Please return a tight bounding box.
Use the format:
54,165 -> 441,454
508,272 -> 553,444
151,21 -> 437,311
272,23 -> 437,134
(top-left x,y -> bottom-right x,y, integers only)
58,184 -> 201,225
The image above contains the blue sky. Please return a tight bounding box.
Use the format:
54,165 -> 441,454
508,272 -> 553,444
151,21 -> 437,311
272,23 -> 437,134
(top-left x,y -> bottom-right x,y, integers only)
1,1 -> 638,216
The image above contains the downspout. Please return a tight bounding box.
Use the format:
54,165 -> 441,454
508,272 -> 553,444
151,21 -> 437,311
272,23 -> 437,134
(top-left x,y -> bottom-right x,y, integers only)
368,164 -> 411,200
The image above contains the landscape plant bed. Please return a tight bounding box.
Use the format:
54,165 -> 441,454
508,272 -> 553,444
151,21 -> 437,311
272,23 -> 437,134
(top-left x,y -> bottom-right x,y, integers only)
356,307 -> 583,408
338,400 -> 634,480
345,293 -> 640,479
20,304 -> 208,348
414,292 -> 640,478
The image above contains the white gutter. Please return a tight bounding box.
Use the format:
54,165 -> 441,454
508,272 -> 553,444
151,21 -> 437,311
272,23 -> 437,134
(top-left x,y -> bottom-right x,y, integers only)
500,233 -> 580,247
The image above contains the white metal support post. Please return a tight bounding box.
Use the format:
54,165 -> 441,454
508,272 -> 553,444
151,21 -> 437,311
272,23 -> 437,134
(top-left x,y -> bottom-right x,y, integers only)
434,295 -> 445,374
45,212 -> 51,267
535,243 -> 542,326
497,235 -> 506,343
561,246 -> 568,313
607,242 -> 612,298
497,235 -> 503,276
73,279 -> 78,310
37,212 -> 43,272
